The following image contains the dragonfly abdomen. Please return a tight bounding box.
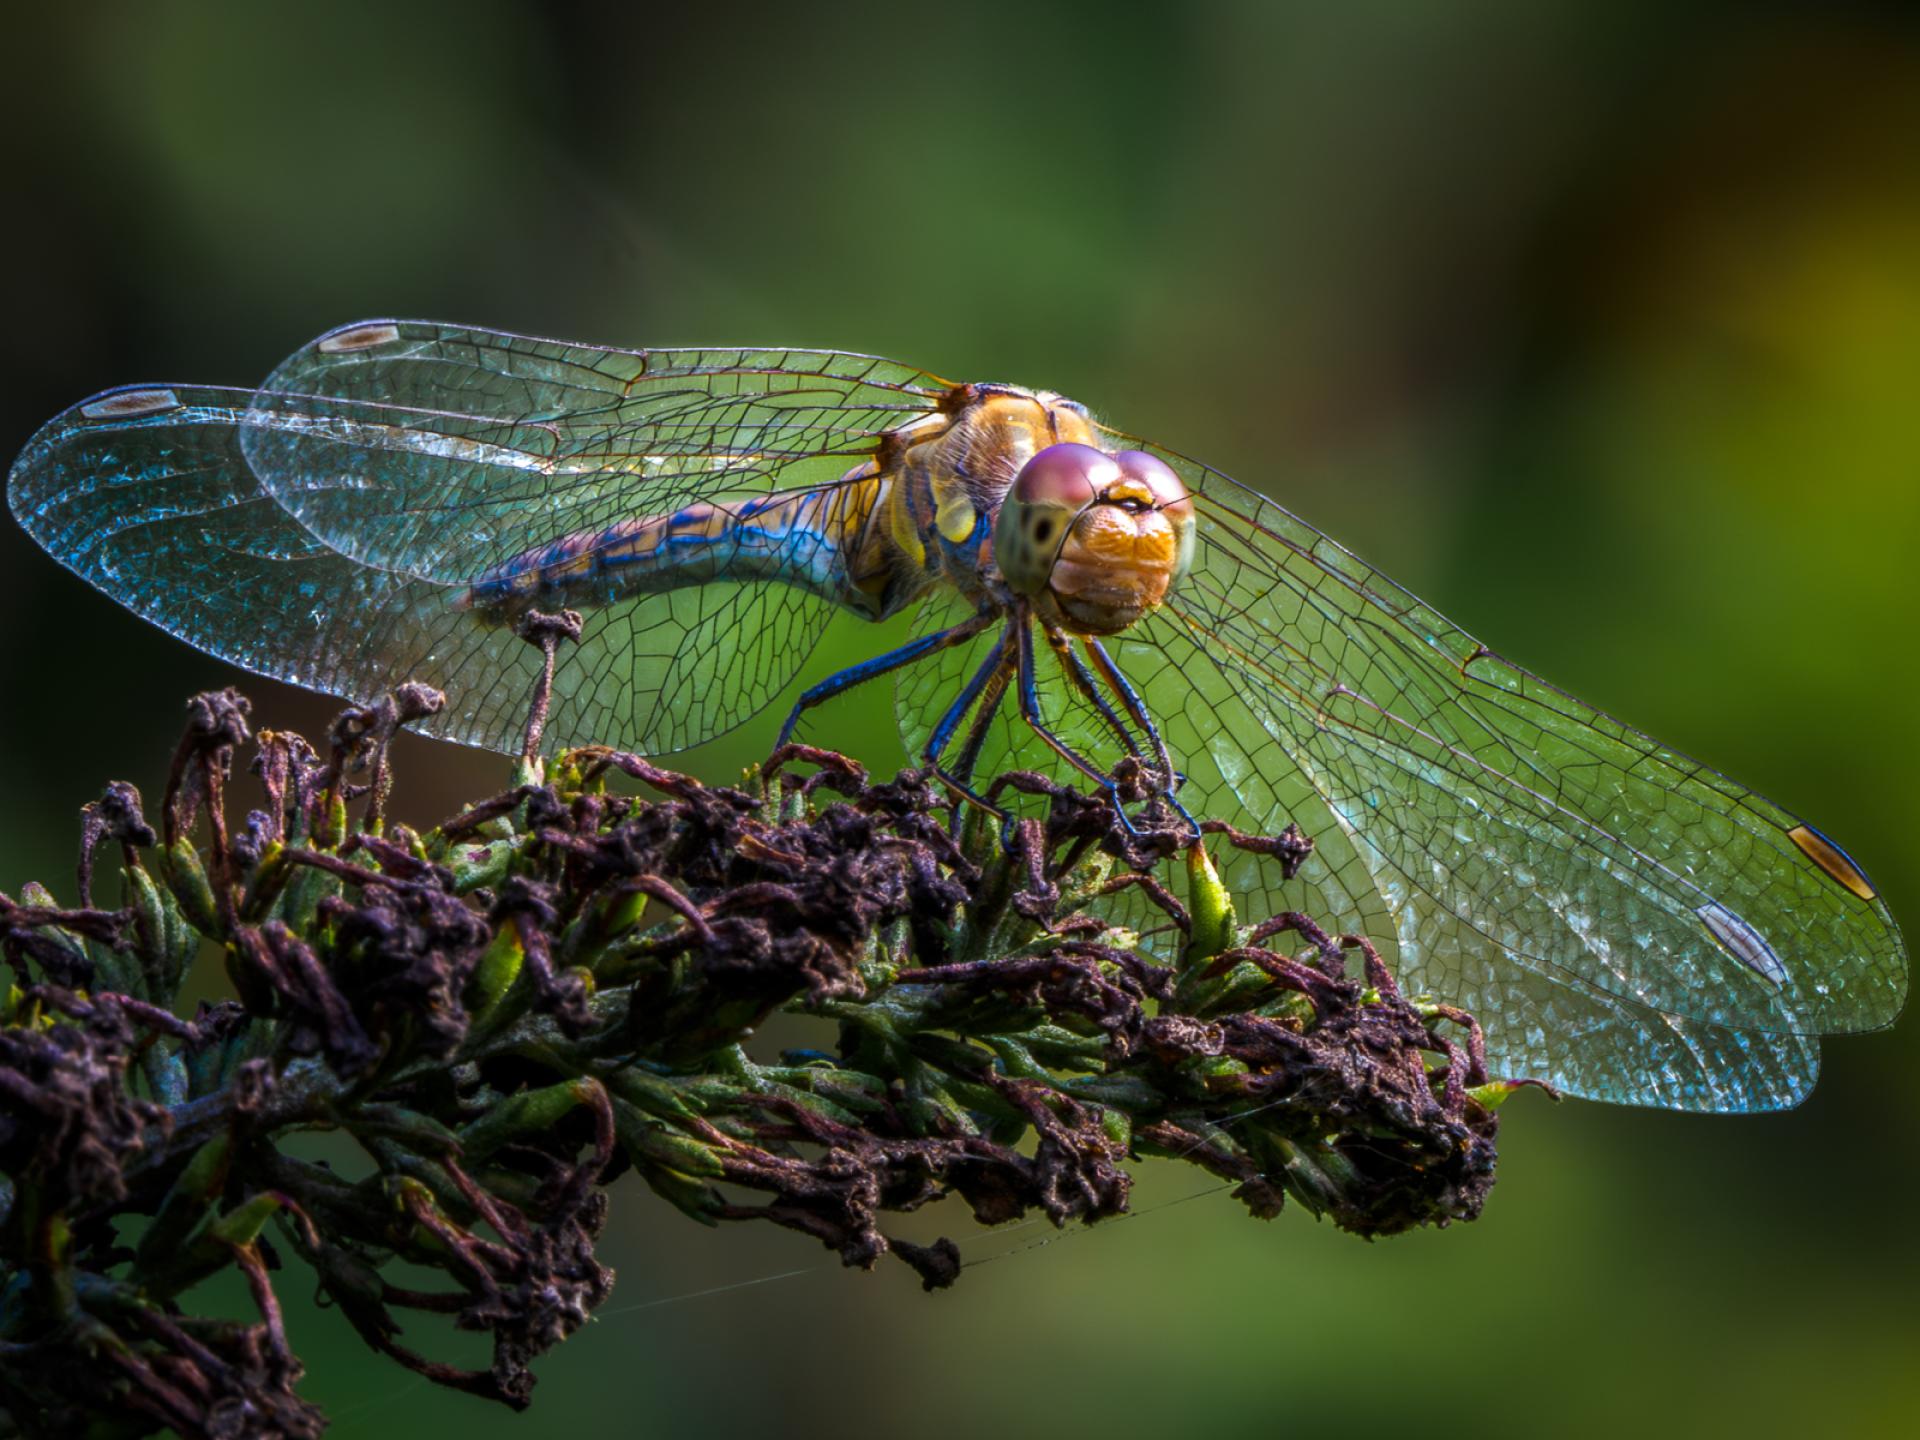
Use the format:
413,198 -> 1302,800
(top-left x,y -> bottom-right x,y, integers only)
458,484 -> 879,622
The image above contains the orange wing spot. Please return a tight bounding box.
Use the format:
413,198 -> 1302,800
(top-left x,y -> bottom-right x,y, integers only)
317,323 -> 400,353
1788,823 -> 1877,902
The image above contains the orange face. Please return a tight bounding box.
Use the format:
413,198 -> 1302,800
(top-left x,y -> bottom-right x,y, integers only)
992,442 -> 1195,635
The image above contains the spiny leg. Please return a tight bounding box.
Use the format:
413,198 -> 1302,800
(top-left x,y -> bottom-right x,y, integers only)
922,625 -> 1017,817
775,605 -> 996,749
939,653 -> 1015,842
1042,623 -> 1145,763
1013,619 -> 1115,790
1013,621 -> 1162,839
1080,637 -> 1170,774
1082,635 -> 1197,837
949,655 -> 1014,791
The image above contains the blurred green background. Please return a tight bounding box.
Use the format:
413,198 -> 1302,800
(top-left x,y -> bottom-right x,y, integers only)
3,1 -> 1918,1436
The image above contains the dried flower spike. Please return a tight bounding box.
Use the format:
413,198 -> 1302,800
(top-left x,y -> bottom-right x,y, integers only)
0,682 -> 1519,1436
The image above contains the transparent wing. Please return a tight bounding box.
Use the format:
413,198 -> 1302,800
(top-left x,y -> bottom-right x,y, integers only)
892,588 -> 1826,1110
238,319 -> 950,584
1104,584 -> 1829,1111
1086,426 -> 1903,1096
7,385 -> 851,754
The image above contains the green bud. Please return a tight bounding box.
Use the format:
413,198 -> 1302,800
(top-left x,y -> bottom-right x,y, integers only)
133,1135 -> 233,1281
1068,1074 -> 1164,1113
344,1103 -> 462,1154
208,1191 -> 287,1246
17,879 -> 95,990
456,1078 -> 594,1163
1273,1137 -> 1361,1219
635,1161 -> 723,1225
239,841 -> 292,922
449,836 -> 515,893
141,1047 -> 188,1107
125,864 -> 194,1001
1467,1079 -> 1555,1111
1183,840 -> 1236,967
613,1103 -> 725,1180
161,837 -> 221,937
465,923 -> 525,1020
602,1067 -> 697,1122
275,858 -> 341,933
315,791 -> 349,849
184,1014 -> 260,1098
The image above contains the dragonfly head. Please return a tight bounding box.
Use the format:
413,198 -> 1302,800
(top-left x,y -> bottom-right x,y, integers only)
994,442 -> 1195,634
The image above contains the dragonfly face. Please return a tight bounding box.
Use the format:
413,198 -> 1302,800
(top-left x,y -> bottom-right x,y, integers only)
5,319 -> 1906,1113
993,441 -> 1196,635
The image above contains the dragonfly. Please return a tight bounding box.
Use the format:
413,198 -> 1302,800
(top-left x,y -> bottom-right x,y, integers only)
7,320 -> 1906,1113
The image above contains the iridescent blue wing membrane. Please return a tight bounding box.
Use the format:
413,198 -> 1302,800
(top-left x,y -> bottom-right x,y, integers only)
6,372 -> 914,754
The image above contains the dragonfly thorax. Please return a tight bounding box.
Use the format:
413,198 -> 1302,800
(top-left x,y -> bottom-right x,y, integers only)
993,441 -> 1195,635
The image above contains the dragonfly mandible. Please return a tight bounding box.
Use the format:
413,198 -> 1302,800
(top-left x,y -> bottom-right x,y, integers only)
7,320 -> 1906,1113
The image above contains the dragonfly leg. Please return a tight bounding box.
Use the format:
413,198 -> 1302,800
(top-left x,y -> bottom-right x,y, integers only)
948,653 -> 1015,789
1082,636 -> 1199,839
1011,620 -> 1160,844
922,626 -> 1017,818
775,605 -> 997,749
1042,623 -> 1145,762
939,651 -> 1017,842
1013,621 -> 1116,789
1080,637 -> 1170,776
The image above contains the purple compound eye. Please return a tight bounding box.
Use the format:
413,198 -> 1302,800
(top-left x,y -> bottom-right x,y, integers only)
996,444 -> 1117,596
1112,450 -> 1191,518
1008,442 -> 1120,509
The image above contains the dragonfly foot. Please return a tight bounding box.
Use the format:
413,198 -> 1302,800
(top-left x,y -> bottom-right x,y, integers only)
1164,789 -> 1202,845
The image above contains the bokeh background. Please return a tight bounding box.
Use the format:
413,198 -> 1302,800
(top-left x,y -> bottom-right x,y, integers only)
3,2 -> 1918,1436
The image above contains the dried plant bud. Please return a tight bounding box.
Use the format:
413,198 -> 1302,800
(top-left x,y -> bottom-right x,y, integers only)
0,682 -> 1527,1433
0,988 -> 169,1209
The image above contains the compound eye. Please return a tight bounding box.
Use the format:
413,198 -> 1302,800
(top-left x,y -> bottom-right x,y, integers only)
1112,449 -> 1190,517
1010,442 -> 1119,509
996,443 -> 1118,597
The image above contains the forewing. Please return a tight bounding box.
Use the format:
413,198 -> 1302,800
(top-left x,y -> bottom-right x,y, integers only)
239,319 -> 949,585
1096,428 -> 1904,1053
7,386 -> 842,754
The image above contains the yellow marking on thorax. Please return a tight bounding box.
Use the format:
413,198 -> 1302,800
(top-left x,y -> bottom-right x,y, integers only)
935,491 -> 976,543
830,459 -> 896,600
834,464 -> 884,548
885,473 -> 926,568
